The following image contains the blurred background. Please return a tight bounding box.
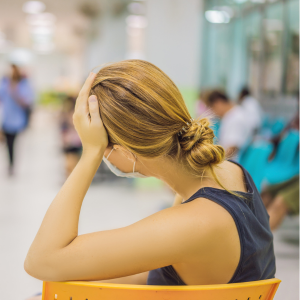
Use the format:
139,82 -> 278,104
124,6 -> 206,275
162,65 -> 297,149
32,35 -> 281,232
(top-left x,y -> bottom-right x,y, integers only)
0,0 -> 298,299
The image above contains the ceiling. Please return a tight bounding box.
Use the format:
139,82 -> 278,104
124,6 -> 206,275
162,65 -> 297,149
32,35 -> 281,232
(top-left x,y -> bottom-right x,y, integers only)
0,0 -> 102,54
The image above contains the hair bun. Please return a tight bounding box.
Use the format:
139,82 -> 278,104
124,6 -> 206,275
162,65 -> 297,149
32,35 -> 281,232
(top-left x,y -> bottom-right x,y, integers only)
179,118 -> 212,151
178,117 -> 225,170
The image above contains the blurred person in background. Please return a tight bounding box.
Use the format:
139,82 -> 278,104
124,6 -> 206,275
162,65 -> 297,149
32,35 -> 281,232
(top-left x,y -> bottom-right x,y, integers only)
203,89 -> 252,158
60,96 -> 82,177
261,95 -> 299,231
262,175 -> 299,231
238,87 -> 263,135
269,93 -> 299,162
197,90 -> 221,142
195,90 -> 210,117
24,61 -> 275,295
0,64 -> 34,175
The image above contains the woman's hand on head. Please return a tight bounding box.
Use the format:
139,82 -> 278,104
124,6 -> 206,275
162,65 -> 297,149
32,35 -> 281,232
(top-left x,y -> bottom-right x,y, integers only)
73,72 -> 108,156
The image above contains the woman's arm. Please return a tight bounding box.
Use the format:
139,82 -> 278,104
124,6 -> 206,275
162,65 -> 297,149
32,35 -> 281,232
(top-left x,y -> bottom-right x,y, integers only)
24,73 -> 108,278
94,271 -> 149,285
24,148 -> 104,272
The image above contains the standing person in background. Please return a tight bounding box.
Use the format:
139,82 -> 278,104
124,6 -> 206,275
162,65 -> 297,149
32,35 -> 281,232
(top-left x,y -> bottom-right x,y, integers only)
203,89 -> 251,159
0,64 -> 34,175
238,87 -> 263,135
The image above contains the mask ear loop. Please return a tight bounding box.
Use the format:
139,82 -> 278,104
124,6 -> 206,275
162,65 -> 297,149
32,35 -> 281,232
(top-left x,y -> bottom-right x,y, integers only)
106,148 -> 114,159
133,153 -> 137,173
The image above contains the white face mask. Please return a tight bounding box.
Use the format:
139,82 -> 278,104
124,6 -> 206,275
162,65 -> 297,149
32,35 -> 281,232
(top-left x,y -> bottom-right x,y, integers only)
102,148 -> 149,178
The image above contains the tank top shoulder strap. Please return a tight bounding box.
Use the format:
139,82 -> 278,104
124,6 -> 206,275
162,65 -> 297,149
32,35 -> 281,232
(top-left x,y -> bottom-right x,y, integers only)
182,159 -> 255,205
176,160 -> 274,284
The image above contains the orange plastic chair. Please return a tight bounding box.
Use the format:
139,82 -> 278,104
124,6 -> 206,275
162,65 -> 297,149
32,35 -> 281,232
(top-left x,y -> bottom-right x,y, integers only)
42,278 -> 281,300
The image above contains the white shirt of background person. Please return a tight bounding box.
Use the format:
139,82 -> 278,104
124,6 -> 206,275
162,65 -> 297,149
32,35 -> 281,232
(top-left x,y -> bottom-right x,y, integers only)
218,105 -> 252,153
241,95 -> 263,133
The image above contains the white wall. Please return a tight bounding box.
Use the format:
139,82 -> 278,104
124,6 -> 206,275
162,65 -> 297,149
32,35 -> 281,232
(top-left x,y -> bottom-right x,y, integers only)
145,0 -> 203,90
85,2 -> 127,74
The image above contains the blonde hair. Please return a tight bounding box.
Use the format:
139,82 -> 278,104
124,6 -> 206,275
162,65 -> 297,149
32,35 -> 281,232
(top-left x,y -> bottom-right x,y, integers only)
90,59 -> 237,194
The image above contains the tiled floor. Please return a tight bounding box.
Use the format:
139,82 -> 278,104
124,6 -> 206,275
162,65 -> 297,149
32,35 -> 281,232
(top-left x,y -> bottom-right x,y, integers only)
0,108 -> 298,300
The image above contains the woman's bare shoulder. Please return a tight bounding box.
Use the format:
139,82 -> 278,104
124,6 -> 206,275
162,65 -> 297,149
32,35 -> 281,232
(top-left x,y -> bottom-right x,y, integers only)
167,197 -> 240,261
216,160 -> 248,193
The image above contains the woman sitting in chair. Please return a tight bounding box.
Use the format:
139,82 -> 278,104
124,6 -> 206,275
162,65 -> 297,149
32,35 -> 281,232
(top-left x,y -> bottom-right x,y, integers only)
24,60 -> 275,292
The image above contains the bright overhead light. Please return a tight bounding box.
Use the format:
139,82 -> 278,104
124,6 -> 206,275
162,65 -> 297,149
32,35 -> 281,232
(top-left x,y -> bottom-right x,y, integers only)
126,15 -> 147,28
31,26 -> 53,35
23,1 -> 46,14
26,13 -> 56,27
214,6 -> 234,18
205,10 -> 231,24
33,43 -> 54,53
9,48 -> 34,64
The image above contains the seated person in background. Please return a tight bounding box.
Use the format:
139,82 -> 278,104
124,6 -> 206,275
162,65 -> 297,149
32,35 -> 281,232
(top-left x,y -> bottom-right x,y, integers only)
261,108 -> 299,231
195,90 -> 211,117
238,86 -> 263,135
202,89 -> 251,158
24,61 -> 275,297
262,175 -> 299,231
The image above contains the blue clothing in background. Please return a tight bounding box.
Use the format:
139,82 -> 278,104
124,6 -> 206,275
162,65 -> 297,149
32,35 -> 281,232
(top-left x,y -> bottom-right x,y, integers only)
147,160 -> 276,285
0,77 -> 34,134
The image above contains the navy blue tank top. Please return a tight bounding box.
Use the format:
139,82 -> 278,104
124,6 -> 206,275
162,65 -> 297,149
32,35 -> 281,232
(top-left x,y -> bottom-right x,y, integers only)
147,160 -> 276,285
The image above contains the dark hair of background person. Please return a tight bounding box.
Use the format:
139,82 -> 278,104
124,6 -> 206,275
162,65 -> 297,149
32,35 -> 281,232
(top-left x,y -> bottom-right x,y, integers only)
238,86 -> 251,104
10,64 -> 23,83
202,89 -> 229,107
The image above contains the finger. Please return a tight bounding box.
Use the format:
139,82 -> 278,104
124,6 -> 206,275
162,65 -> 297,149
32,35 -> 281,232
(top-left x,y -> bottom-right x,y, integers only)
80,72 -> 97,97
75,72 -> 97,112
88,95 -> 101,124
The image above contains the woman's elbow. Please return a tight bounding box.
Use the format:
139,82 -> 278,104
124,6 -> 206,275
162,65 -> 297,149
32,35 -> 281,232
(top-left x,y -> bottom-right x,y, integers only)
24,257 -> 35,277
24,254 -> 59,281
24,254 -> 45,280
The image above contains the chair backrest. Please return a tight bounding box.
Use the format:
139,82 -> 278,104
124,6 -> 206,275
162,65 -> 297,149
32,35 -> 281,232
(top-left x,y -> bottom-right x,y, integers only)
271,118 -> 287,136
239,141 -> 273,192
43,278 -> 281,300
273,129 -> 299,165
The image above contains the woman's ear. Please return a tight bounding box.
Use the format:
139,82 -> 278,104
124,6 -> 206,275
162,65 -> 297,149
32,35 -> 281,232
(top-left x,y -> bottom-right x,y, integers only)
113,145 -> 136,162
